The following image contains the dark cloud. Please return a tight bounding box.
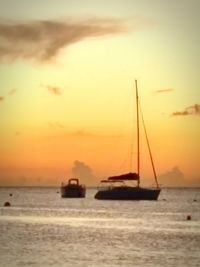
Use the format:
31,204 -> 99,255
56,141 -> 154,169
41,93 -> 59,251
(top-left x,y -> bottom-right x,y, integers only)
0,17 -> 127,63
172,104 -> 200,116
72,160 -> 98,185
0,96 -> 4,101
155,88 -> 174,93
47,85 -> 62,95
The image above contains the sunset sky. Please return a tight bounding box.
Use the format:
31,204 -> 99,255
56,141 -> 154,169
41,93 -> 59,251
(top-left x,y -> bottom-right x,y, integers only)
0,0 -> 199,186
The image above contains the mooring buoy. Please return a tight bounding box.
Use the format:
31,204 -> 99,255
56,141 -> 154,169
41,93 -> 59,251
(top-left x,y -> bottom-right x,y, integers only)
186,215 -> 191,221
4,201 -> 11,207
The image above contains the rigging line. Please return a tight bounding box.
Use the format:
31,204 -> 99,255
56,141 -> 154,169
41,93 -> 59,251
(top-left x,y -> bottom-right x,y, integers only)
138,99 -> 159,188
129,127 -> 134,171
135,80 -> 140,187
119,145 -> 132,173
129,85 -> 135,172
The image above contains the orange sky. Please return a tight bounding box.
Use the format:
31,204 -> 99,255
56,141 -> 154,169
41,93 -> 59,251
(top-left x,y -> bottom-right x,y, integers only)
0,0 -> 199,187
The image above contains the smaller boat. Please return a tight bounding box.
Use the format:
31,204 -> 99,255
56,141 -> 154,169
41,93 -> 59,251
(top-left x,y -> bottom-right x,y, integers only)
61,178 -> 86,198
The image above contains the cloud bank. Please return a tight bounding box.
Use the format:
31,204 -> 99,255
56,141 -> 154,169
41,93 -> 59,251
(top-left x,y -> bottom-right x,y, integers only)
158,166 -> 185,187
72,160 -> 97,185
0,17 -> 127,63
172,104 -> 200,116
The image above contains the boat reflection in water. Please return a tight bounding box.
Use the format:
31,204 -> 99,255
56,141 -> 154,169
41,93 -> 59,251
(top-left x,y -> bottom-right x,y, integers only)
61,178 -> 86,198
95,80 -> 161,201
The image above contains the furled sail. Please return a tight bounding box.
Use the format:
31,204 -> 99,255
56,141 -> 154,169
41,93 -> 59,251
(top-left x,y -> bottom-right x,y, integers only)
108,172 -> 139,181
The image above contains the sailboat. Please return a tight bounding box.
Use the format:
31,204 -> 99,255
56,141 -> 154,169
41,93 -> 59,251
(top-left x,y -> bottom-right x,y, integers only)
95,80 -> 161,200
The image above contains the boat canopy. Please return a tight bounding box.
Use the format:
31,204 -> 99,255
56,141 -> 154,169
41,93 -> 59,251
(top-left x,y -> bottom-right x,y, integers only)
100,179 -> 124,183
108,172 -> 139,181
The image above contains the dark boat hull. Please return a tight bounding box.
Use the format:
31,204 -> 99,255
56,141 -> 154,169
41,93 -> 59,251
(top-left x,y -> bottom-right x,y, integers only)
95,186 -> 160,200
61,185 -> 86,198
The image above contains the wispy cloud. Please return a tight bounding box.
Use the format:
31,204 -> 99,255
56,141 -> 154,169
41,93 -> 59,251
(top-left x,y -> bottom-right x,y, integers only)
0,88 -> 18,102
172,104 -> 200,116
8,88 -> 17,95
0,17 -> 127,63
48,121 -> 64,128
67,130 -> 122,139
40,129 -> 122,141
47,85 -> 62,95
155,88 -> 174,94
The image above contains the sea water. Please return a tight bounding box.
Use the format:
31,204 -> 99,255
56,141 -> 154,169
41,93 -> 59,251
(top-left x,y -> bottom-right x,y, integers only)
0,187 -> 200,267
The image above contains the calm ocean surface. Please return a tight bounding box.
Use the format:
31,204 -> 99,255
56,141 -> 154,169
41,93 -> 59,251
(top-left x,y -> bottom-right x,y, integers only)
0,187 -> 200,267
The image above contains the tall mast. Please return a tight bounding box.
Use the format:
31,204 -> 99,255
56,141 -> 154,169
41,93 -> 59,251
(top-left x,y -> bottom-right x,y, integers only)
135,80 -> 140,187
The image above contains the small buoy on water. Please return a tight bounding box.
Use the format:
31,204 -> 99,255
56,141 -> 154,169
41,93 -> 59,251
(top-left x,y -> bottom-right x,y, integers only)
186,215 -> 191,221
4,201 -> 11,207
